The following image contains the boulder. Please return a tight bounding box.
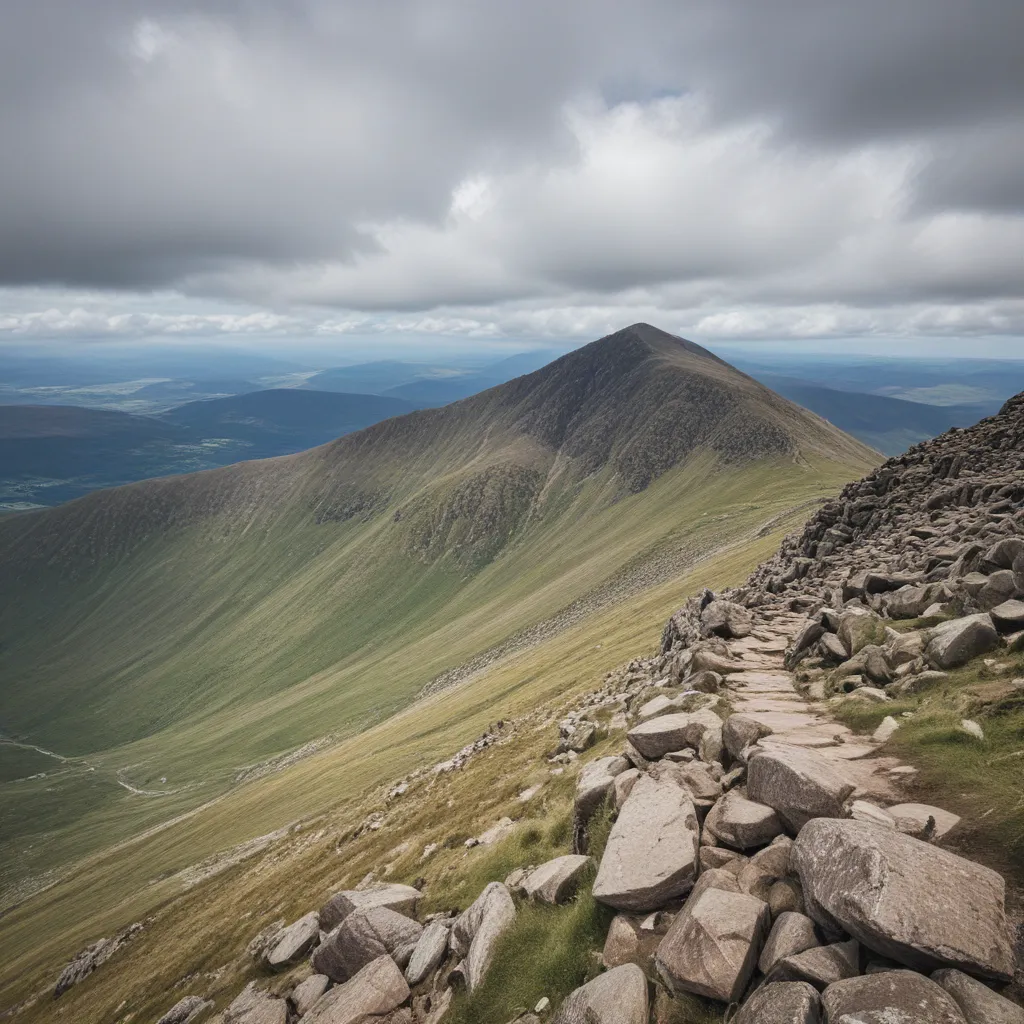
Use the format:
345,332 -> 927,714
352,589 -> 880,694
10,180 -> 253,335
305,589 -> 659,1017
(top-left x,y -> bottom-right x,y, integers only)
838,609 -> 887,656
978,571 -> 1019,611
982,538 -> 1024,571
932,968 -> 1024,1024
655,887 -> 770,1002
848,800 -> 896,830
701,600 -> 754,639
452,882 -> 516,991
593,774 -> 700,912
290,975 -> 330,1016
704,789 -> 784,850
758,912 -> 821,975
768,938 -> 860,989
552,963 -> 648,1024
991,599 -> 1024,633
312,907 -> 423,983
699,846 -> 746,873
886,583 -> 944,620
887,803 -> 961,840
626,710 -> 722,761
819,632 -> 849,664
319,883 -> 421,931
769,877 -> 806,917
794,819 -> 1014,981
156,996 -> 214,1024
602,914 -> 663,971
223,983 -> 288,1024
523,855 -> 592,904
688,669 -> 723,693
747,746 -> 856,833
925,614 -> 1002,669
266,912 -> 320,969
723,713 -> 773,762
672,760 -> 723,803
303,956 -> 410,1024
731,981 -> 821,1024
738,838 -> 795,900
871,717 -> 900,744
575,756 -> 628,825
404,918 -> 451,987
821,971 -> 967,1024
613,768 -> 639,810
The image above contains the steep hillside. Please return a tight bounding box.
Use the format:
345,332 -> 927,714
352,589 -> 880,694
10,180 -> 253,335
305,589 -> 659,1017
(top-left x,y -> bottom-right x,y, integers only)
0,324 -> 875,911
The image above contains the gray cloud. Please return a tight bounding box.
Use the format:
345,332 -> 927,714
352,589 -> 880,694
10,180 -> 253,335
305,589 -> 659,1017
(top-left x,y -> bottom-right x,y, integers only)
0,0 -> 1021,340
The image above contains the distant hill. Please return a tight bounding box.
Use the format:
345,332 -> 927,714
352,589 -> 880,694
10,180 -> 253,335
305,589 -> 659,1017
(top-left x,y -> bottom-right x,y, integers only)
0,390 -> 418,506
748,373 -> 997,455
161,388 -> 416,454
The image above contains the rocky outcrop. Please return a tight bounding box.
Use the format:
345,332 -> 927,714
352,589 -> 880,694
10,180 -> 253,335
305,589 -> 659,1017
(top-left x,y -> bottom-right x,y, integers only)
156,996 -> 214,1024
54,922 -> 144,998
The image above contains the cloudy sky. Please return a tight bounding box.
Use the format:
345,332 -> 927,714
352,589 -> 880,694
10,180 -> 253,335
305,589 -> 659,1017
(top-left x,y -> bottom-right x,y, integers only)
1,0 -> 1023,353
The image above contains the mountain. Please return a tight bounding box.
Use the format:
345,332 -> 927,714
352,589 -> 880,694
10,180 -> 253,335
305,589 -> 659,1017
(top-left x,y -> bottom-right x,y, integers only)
748,373 -> 995,455
303,360 -> 464,395
0,390 -> 417,506
0,325 -> 877,970
161,388 -> 417,454
381,373 -> 503,405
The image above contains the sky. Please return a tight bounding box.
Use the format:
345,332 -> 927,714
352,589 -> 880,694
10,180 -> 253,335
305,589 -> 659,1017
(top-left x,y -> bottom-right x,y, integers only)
1,1 -> 1023,356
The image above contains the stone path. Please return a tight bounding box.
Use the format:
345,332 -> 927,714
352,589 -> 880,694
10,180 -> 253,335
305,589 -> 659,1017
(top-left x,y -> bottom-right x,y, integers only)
719,610 -> 903,800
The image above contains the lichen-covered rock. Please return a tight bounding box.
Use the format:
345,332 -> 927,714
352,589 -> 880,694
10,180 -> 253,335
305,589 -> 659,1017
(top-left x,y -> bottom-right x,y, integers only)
925,613 -> 1002,669
767,938 -> 860,989
404,919 -> 451,987
626,710 -> 722,761
303,956 -> 410,1024
931,968 -> 1024,1024
758,912 -> 820,976
731,981 -> 821,1024
821,970 -> 967,1024
312,906 -> 422,983
290,975 -> 330,1016
265,911 -> 320,969
794,819 -> 1014,981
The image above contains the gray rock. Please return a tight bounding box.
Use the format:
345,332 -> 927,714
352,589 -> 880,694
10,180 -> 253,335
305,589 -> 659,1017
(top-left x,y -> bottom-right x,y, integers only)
311,906 -> 422,983
747,745 -> 856,833
758,912 -> 821,975
655,886 -> 771,1002
732,981 -> 821,1024
156,996 -> 214,1024
704,789 -> 784,850
53,923 -> 144,998
593,773 -> 700,912
794,819 -> 1014,981
978,571 -> 1019,611
701,600 -> 754,639
626,710 -> 722,761
552,963 -> 648,1024
887,803 -> 961,840
602,914 -> 662,971
404,918 -> 450,987
723,713 -> 774,763
452,881 -> 516,991
266,911 -> 320,969
886,583 -> 945,620
819,632 -> 849,664
769,877 -> 806,917
303,955 -> 410,1024
319,883 -> 421,931
689,669 -> 724,693
223,983 -> 288,1024
523,855 -> 592,904
290,975 -> 330,1016
612,768 -> 640,810
991,599 -> 1024,633
932,968 -> 1024,1024
982,538 -> 1024,571
575,756 -> 629,827
821,970 -> 967,1024
925,613 -> 1002,669
838,609 -> 887,656
768,938 -> 860,989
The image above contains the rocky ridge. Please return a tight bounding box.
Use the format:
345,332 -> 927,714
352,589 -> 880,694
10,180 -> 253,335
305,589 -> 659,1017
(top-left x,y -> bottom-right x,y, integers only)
61,394 -> 1024,1022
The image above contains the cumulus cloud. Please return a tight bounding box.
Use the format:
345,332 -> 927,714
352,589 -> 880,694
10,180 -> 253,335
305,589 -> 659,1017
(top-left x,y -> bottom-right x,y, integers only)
0,0 -> 1022,343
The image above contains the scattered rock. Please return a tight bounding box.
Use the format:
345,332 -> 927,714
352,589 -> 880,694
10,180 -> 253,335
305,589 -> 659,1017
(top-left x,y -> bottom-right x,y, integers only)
53,923 -> 144,998
290,975 -> 330,1016
405,918 -> 451,987
265,911 -> 320,969
626,710 -> 722,761
701,600 -> 754,639
768,938 -> 860,989
925,614 -> 1002,669
871,716 -> 900,744
887,803 -> 961,840
991,599 -> 1024,633
758,912 -> 821,975
452,882 -> 517,991
222,982 -> 288,1024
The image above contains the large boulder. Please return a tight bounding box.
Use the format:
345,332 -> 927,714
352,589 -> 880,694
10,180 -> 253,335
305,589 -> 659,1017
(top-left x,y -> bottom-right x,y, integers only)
704,789 -> 784,850
552,963 -> 648,1024
593,774 -> 700,912
319,883 -> 421,931
731,981 -> 821,1024
886,583 -> 945,620
311,907 -> 422,983
767,938 -> 860,989
932,968 -> 1024,1024
656,886 -> 770,1002
746,746 -> 856,833
821,971 -> 967,1024
303,956 -> 410,1024
265,912 -> 320,969
925,614 -> 1002,669
701,599 -> 754,639
404,918 -> 451,987
222,983 -> 288,1024
626,710 -> 722,761
887,802 -> 961,840
794,819 -> 1014,981
978,571 -> 1019,611
451,882 -> 516,991
290,976 -> 330,1016
991,599 -> 1024,633
523,855 -> 592,904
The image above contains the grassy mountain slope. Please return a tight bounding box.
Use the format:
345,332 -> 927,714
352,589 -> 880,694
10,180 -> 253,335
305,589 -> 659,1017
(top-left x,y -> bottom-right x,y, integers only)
0,325 -> 876,963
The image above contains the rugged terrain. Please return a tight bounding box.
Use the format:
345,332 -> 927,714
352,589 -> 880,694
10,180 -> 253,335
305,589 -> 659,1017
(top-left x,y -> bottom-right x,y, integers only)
13,386 -> 1021,1023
